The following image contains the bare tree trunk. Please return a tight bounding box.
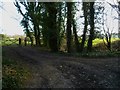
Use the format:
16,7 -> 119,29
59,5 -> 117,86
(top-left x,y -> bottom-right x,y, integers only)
37,25 -> 41,46
26,29 -> 33,46
58,3 -> 62,50
72,19 -> 80,52
118,1 -> 120,38
34,25 -> 38,46
87,2 -> 95,52
80,2 -> 88,52
42,10 -> 48,47
24,37 -> 27,46
66,2 -> 72,53
19,38 -> 21,46
103,31 -> 112,51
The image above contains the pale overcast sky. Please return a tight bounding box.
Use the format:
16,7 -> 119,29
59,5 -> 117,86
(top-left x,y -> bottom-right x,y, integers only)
0,1 -> 24,35
0,0 -> 119,35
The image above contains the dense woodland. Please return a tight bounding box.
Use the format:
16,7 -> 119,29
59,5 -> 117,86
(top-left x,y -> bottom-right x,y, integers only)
13,1 -> 120,53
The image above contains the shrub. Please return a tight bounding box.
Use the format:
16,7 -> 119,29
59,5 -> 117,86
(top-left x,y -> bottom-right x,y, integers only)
112,39 -> 120,51
93,38 -> 120,51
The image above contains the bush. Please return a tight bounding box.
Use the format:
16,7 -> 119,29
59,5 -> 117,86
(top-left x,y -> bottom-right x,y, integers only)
112,40 -> 120,51
93,38 -> 120,51
93,42 -> 108,51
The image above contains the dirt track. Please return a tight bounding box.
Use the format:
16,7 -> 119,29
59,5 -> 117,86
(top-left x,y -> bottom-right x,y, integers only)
2,46 -> 120,88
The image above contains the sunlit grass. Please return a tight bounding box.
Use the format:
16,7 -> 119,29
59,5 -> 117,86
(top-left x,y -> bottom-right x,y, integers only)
93,38 -> 103,46
93,38 -> 120,46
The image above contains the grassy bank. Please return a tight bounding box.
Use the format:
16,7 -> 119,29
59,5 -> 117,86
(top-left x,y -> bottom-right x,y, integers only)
2,57 -> 31,88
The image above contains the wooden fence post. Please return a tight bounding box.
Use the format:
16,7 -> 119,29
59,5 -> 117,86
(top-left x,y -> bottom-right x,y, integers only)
19,38 -> 21,45
24,37 -> 27,46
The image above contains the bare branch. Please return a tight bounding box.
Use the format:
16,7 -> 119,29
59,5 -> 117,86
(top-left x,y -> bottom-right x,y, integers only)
107,1 -> 120,16
14,0 -> 31,21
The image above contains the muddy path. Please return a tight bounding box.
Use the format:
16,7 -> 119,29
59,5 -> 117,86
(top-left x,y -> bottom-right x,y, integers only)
2,46 -> 120,88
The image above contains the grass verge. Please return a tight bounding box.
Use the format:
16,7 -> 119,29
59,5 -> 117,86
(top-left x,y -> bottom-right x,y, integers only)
54,51 -> 120,58
2,57 -> 31,88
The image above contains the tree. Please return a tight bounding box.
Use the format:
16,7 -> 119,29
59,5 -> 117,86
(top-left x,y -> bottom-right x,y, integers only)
41,2 -> 65,50
57,2 -> 64,50
20,17 -> 33,46
102,8 -> 114,51
87,2 -> 95,52
66,2 -> 73,53
27,2 -> 42,46
44,3 -> 58,52
72,18 -> 80,52
41,3 -> 49,47
15,1 -> 63,51
14,1 -> 42,46
107,0 -> 120,38
118,1 -> 120,38
94,2 -> 105,39
69,2 -> 81,52
103,27 -> 113,51
79,1 -> 105,52
80,2 -> 89,52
